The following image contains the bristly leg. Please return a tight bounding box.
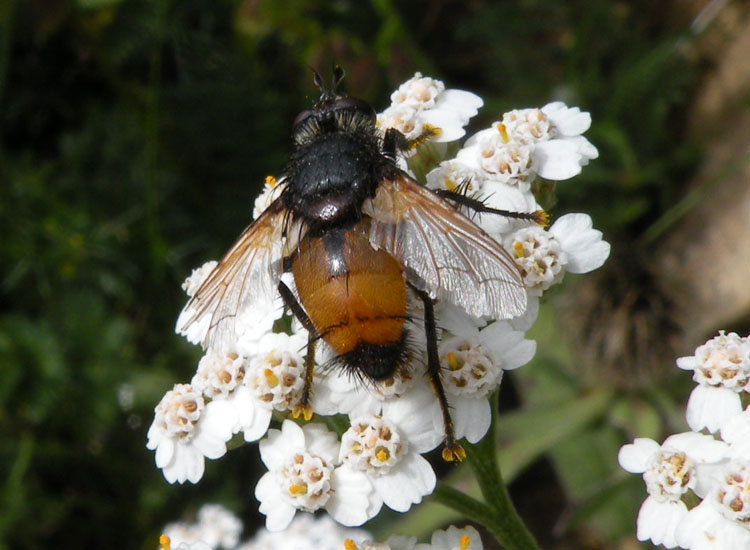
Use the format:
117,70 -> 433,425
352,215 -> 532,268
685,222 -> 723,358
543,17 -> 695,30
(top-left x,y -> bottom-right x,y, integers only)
382,126 -> 442,159
412,285 -> 466,462
436,188 -> 549,227
278,280 -> 316,421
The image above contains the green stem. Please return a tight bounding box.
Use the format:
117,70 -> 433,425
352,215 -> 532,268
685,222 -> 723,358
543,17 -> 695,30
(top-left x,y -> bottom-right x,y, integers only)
432,483 -> 513,548
466,438 -> 540,550
463,392 -> 541,550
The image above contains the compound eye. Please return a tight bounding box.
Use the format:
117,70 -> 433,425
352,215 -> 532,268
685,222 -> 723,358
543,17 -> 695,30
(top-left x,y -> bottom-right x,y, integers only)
333,97 -> 376,119
292,109 -> 315,130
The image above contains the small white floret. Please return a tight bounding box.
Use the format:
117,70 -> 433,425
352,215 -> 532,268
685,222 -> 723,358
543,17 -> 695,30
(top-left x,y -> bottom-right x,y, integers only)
254,420 -> 379,531
146,384 -> 236,484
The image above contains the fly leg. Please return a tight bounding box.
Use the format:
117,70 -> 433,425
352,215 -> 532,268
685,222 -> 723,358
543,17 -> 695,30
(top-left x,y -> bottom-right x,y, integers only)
382,127 -> 442,158
412,285 -> 466,462
278,280 -> 317,421
436,189 -> 549,226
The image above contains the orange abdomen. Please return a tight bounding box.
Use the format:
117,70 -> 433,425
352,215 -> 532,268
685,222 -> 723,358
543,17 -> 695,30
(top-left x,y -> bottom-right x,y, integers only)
291,224 -> 407,356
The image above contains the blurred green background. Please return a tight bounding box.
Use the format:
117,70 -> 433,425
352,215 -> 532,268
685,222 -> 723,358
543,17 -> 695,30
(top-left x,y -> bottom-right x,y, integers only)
1,1 -> 748,548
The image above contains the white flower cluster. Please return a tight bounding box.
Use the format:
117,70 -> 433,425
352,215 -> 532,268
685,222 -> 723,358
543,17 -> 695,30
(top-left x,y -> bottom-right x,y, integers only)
377,73 -> 483,144
418,81 -> 609,319
148,73 -> 607,531
619,331 -> 750,549
162,503 -> 243,550
160,507 -> 369,550
346,524 -> 484,550
160,509 -> 482,550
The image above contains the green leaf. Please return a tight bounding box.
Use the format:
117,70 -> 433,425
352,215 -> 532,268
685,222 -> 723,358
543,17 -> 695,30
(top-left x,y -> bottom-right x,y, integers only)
498,389 -> 615,482
609,395 -> 663,442
75,0 -> 122,9
551,426 -> 648,543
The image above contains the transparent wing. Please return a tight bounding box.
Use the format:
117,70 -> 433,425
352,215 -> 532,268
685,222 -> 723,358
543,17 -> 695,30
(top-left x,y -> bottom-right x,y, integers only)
362,174 -> 527,319
176,198 -> 295,351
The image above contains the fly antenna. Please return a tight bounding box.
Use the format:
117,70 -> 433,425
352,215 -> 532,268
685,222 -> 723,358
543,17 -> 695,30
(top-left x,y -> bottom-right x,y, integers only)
311,68 -> 327,94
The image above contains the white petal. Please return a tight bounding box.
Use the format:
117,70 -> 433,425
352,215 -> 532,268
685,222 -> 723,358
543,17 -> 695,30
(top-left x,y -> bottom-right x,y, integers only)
504,338 -> 537,371
533,140 -> 582,180
430,525 -> 484,550
243,406 -> 272,442
662,431 -> 728,463
435,302 -> 482,339
479,322 -> 536,370
676,356 -> 697,371
542,102 -> 591,136
675,499 -> 739,549
316,374 -> 382,418
163,444 -> 205,484
549,213 -> 610,273
373,453 -> 436,512
721,410 -> 750,455
302,423 -> 340,465
309,374 -> 348,416
685,385 -> 742,433
419,109 -> 466,142
229,386 -> 256,432
254,471 -> 279,503
510,295 -> 539,331
255,472 -> 297,532
452,396 -> 491,443
145,421 -> 162,450
191,432 -> 227,461
264,501 -> 297,532
693,463 -> 727,499
183,450 -> 206,484
565,135 -> 599,162
259,420 -> 305,467
153,437 -> 175,468
192,401 -> 235,460
382,385 -> 442,453
636,496 -> 686,548
327,464 -> 381,526
435,89 -> 483,119
460,126 -> 496,150
201,400 -> 237,441
618,438 -> 660,473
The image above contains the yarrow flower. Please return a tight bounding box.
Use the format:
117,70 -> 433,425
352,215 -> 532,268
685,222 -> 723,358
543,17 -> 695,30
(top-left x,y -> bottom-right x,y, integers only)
620,331 -> 750,550
676,461 -> 750,550
504,213 -> 611,298
417,525 -> 484,550
162,503 -> 242,549
238,513 -> 371,550
678,331 -> 750,433
239,331 -> 308,440
346,524 -> 482,550
254,420 -> 380,531
160,509 -> 484,550
159,535 -> 212,550
456,101 -> 598,189
152,72 -> 606,535
378,72 -> 483,144
457,129 -> 535,189
191,348 -> 246,399
339,385 -> 442,513
433,304 -> 535,443
618,433 -> 728,548
147,384 -> 235,484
